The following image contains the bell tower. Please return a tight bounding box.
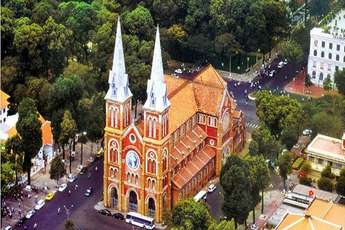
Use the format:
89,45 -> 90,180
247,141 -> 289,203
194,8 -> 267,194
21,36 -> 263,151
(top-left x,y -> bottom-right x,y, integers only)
143,26 -> 170,141
104,18 -> 132,210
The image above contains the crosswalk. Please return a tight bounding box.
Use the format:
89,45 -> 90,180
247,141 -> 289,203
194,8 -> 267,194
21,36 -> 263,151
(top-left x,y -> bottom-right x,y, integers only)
246,122 -> 259,129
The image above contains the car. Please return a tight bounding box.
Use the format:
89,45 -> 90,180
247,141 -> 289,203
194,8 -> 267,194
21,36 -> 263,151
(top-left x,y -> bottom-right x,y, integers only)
84,187 -> 93,197
112,212 -> 125,220
79,166 -> 88,175
303,129 -> 312,136
98,209 -> 111,216
277,61 -> 284,68
58,183 -> 67,192
24,185 -> 32,192
283,59 -> 288,65
208,184 -> 216,193
269,70 -> 276,77
67,174 -> 76,183
25,209 -> 35,219
45,192 -> 54,201
4,226 -> 12,230
34,199 -> 45,210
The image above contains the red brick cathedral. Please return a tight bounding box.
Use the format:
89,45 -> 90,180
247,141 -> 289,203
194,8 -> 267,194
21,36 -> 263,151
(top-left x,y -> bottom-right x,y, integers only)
103,19 -> 246,223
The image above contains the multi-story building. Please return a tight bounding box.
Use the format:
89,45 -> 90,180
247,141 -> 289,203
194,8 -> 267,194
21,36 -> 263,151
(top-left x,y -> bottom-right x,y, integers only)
305,133 -> 345,176
103,20 -> 246,223
307,10 -> 345,87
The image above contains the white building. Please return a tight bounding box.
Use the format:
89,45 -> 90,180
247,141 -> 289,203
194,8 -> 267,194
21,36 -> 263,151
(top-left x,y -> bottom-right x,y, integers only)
305,133 -> 345,176
307,10 -> 345,87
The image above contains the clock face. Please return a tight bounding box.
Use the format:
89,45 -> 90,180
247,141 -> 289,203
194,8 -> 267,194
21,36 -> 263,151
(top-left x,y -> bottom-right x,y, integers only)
126,150 -> 140,170
222,111 -> 230,133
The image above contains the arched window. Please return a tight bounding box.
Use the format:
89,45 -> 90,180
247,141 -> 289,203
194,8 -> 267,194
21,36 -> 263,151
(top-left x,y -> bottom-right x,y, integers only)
109,140 -> 119,163
319,72 -> 324,81
312,71 -> 316,78
336,54 -> 340,61
163,149 -> 168,172
152,118 -> 157,138
127,106 -> 130,125
110,107 -> 115,127
329,53 -> 332,59
152,180 -> 155,190
135,175 -> 138,184
313,50 -> 317,56
127,173 -> 130,182
147,151 -> 157,174
321,51 -> 325,58
343,56 -> 345,63
148,117 -> 152,137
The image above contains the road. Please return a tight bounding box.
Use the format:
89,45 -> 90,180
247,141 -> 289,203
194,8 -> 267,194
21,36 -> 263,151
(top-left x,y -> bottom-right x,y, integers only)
227,59 -> 303,131
15,158 -> 133,230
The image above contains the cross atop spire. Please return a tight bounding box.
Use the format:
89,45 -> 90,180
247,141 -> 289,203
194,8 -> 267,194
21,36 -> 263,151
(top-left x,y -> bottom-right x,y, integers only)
144,26 -> 170,112
105,17 -> 132,102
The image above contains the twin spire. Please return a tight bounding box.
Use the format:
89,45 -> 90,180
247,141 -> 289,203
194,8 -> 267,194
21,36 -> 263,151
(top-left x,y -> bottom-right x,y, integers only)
106,18 -> 170,112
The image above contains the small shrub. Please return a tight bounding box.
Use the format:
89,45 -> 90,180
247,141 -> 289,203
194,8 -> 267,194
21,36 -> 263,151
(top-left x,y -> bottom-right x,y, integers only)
321,165 -> 335,179
318,177 -> 333,192
299,176 -> 312,186
292,157 -> 304,170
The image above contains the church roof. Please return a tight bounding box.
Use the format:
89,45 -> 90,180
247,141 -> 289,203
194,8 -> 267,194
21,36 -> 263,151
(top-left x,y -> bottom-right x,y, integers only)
165,65 -> 226,133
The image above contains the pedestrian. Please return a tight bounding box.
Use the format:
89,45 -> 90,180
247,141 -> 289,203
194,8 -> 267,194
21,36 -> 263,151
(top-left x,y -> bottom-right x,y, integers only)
58,207 -> 61,214
33,222 -> 38,229
95,166 -> 98,171
68,190 -> 71,195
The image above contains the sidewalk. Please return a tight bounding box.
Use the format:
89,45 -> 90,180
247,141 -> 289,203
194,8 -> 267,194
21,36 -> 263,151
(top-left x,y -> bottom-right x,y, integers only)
1,141 -> 100,228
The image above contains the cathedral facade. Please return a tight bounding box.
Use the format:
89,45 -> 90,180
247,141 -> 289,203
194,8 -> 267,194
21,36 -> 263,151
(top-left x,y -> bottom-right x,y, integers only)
103,19 -> 246,223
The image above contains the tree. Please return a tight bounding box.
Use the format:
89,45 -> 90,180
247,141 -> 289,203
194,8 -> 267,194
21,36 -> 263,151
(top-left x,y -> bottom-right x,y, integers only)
64,219 -> 75,230
171,199 -> 214,230
310,112 -> 343,140
278,151 -> 293,189
323,75 -> 333,91
220,156 -> 251,228
59,110 -> 77,167
334,69 -> 345,95
5,135 -> 23,185
278,40 -> 303,64
208,220 -> 236,230
246,155 -> 270,215
16,98 -> 42,185
336,175 -> 345,196
321,165 -> 335,179
300,161 -> 311,176
1,162 -> 15,194
309,0 -> 330,17
123,5 -> 154,39
49,156 -> 66,184
318,177 -> 333,192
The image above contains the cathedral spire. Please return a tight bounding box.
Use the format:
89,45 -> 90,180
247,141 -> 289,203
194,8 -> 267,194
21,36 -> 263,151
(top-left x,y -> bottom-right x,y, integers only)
105,17 -> 132,102
144,26 -> 170,112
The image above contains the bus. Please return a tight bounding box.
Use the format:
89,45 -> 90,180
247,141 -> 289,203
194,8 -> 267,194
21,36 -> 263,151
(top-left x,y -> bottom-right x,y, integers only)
125,212 -> 155,229
194,190 -> 207,202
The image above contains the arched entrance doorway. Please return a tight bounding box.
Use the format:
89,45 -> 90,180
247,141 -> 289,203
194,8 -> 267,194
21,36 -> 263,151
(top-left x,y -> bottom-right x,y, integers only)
110,187 -> 118,209
148,198 -> 155,218
128,191 -> 138,212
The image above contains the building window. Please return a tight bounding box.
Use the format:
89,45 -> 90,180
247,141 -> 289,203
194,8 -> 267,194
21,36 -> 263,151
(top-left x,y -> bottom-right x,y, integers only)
322,41 -> 325,48
163,149 -> 168,172
337,44 -> 340,51
147,151 -> 157,174
314,40 -> 318,47
198,114 -> 206,124
328,53 -> 332,59
313,50 -> 317,56
343,56 -> 345,63
109,140 -> 119,163
336,54 -> 340,61
318,158 -> 324,165
208,117 -> 217,127
312,71 -> 316,78
336,66 -> 339,72
319,72 -> 324,81
329,43 -> 333,49
321,51 -> 324,58
129,134 -> 136,144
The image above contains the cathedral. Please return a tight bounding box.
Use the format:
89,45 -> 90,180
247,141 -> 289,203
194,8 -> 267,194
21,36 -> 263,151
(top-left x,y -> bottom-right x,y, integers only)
103,19 -> 246,223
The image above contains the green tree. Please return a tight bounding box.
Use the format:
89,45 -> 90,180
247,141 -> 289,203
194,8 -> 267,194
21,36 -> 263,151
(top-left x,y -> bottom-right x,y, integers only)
278,40 -> 303,64
246,155 -> 270,215
300,161 -> 311,175
1,162 -> 15,194
59,110 -> 77,160
32,0 -> 58,24
318,177 -> 333,192
278,151 -> 293,189
123,5 -> 154,39
171,199 -> 214,230
334,69 -> 345,95
208,220 -> 236,230
321,165 -> 335,179
309,0 -> 330,17
220,156 -> 251,228
49,156 -> 66,184
5,135 -> 24,185
16,98 -> 42,185
310,112 -> 343,138
336,176 -> 345,196
323,75 -> 333,91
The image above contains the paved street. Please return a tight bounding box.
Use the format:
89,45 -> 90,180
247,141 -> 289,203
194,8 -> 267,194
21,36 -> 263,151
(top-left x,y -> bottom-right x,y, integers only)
14,158 -> 133,230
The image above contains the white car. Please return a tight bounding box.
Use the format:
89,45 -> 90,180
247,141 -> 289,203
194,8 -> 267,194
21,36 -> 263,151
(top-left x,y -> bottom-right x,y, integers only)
25,209 -> 35,219
34,199 -> 45,210
269,70 -> 276,77
24,185 -> 32,192
302,129 -> 312,136
4,226 -> 12,230
208,184 -> 216,193
277,61 -> 284,68
67,174 -> 76,183
58,183 -> 67,192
